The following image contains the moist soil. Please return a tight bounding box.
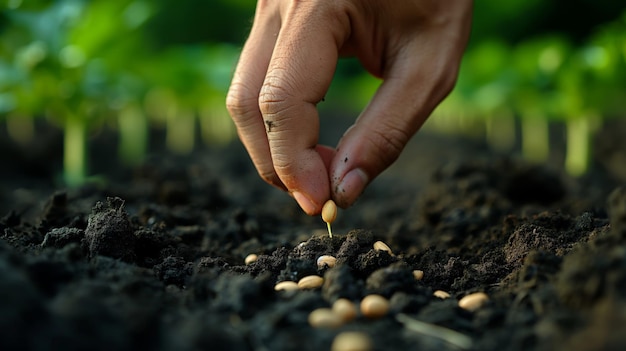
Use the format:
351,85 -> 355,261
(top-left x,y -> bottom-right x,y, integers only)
2,119 -> 626,351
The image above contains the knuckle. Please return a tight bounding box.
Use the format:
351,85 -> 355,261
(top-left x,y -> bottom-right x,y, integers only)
258,75 -> 294,117
226,81 -> 258,120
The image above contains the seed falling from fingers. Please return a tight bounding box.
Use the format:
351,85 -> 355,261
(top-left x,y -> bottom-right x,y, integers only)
321,199 -> 337,238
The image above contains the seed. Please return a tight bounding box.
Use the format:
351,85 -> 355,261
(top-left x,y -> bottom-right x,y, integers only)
458,292 -> 489,311
274,281 -> 299,291
322,199 -> 337,223
322,199 -> 337,238
317,255 -> 337,268
331,332 -> 373,351
332,298 -> 357,322
412,270 -> 424,280
298,275 -> 324,289
308,308 -> 343,329
244,254 -> 258,265
433,290 -> 451,299
360,294 -> 389,319
373,240 -> 393,254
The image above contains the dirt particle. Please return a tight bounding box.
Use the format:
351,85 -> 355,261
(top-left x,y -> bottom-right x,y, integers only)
84,197 -> 135,262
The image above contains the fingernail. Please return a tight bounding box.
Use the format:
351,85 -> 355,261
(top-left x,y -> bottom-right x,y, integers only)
336,168 -> 368,204
293,191 -> 317,215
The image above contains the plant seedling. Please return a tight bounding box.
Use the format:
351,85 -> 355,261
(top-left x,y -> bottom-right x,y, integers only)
321,199 -> 337,238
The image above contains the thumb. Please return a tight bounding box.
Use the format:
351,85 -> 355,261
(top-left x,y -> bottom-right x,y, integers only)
330,40 -> 463,208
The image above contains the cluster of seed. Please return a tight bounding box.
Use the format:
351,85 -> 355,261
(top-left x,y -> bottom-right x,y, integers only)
274,274 -> 325,292
429,289 -> 489,310
308,294 -> 390,329
270,237 -> 489,350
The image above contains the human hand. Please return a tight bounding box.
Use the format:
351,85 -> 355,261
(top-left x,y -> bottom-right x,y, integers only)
226,0 -> 473,215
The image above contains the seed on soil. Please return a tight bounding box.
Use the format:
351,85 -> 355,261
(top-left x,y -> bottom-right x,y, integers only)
322,199 -> 337,237
332,298 -> 357,322
433,290 -> 451,299
308,308 -> 343,329
274,281 -> 299,291
360,294 -> 390,319
331,331 -> 373,351
317,255 -> 337,268
373,240 -> 393,254
298,275 -> 324,289
458,292 -> 489,311
244,254 -> 258,265
413,270 -> 424,280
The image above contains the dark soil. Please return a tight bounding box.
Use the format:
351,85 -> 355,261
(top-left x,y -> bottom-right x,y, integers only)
2,119 -> 626,351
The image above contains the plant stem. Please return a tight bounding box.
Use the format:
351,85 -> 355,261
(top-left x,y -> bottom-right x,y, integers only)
485,109 -> 516,153
118,103 -> 148,165
521,115 -> 549,163
565,115 -> 594,176
64,114 -> 87,187
199,103 -> 234,145
166,105 -> 195,154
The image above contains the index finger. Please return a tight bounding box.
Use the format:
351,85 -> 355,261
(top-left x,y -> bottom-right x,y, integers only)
258,2 -> 350,214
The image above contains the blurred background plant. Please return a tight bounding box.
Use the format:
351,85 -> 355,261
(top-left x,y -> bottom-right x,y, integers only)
0,0 -> 625,185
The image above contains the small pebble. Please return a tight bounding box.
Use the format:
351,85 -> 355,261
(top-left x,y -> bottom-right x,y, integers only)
373,241 -> 393,254
308,308 -> 343,328
244,254 -> 258,265
332,298 -> 357,322
433,290 -> 451,299
360,294 -> 389,319
412,270 -> 424,280
458,292 -> 489,311
317,255 -> 337,268
274,281 -> 299,291
298,275 -> 324,289
331,331 -> 373,351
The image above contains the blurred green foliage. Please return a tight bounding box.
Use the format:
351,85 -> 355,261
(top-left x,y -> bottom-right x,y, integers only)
1,0 -> 625,181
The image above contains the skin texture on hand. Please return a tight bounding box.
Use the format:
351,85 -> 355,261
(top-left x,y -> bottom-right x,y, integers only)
226,0 -> 473,215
